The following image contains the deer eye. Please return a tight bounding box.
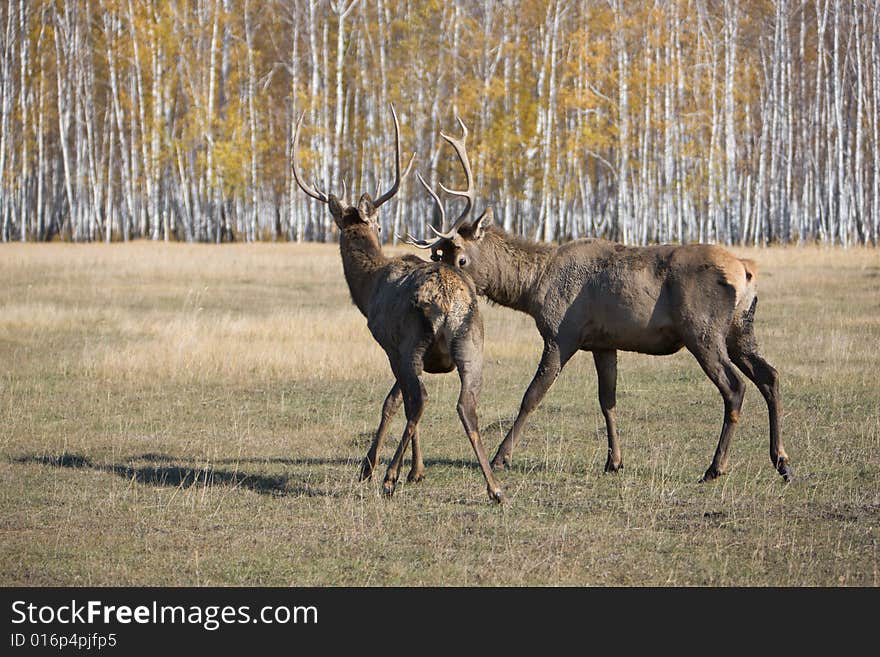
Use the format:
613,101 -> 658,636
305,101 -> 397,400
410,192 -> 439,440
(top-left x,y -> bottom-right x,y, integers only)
458,256 -> 468,267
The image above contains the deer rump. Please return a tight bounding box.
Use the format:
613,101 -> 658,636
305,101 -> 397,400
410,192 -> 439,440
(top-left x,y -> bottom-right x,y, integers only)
543,241 -> 759,356
367,259 -> 480,374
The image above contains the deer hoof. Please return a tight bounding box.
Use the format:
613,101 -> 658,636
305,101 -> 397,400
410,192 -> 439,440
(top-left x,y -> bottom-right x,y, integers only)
358,458 -> 375,482
778,461 -> 794,483
699,466 -> 724,483
487,487 -> 504,504
604,458 -> 623,473
406,470 -> 425,484
382,480 -> 396,497
490,454 -> 511,471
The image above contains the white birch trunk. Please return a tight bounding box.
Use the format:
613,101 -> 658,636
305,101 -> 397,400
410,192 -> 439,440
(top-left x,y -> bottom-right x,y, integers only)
36,18 -> 45,241
53,4 -> 76,240
206,0 -> 220,242
0,3 -> 15,241
245,0 -> 259,242
832,0 -> 847,245
17,0 -> 29,241
615,0 -> 630,244
724,0 -> 739,245
871,3 -> 880,244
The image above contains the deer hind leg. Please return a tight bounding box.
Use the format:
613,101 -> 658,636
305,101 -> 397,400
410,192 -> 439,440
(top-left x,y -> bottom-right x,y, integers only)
593,349 -> 622,473
360,383 -> 402,481
728,326 -> 792,482
687,340 -> 746,482
491,341 -> 568,470
382,372 -> 426,497
453,337 -> 503,503
407,423 -> 425,483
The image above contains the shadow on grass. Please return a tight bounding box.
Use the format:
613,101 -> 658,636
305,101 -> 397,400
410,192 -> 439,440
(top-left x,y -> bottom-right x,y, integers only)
209,454 -> 548,472
11,450 -> 549,495
156,453 -> 550,474
210,455 -> 491,470
11,453 -> 333,498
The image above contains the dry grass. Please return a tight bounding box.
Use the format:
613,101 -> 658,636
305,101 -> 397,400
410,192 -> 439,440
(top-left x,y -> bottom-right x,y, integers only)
1,241 -> 878,586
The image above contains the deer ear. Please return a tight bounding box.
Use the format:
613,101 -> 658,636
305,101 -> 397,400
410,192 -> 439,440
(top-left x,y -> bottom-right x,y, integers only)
471,207 -> 494,240
357,193 -> 376,222
328,195 -> 345,227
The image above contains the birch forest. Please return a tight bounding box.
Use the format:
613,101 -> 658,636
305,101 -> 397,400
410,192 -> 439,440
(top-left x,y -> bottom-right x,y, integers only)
0,0 -> 878,246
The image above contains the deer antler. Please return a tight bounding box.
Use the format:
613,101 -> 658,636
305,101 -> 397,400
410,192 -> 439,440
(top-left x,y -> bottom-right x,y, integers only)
399,173 -> 447,251
374,104 -> 416,208
405,117 -> 475,251
438,116 -> 475,229
398,232 -> 437,249
293,105 -> 411,208
292,112 -> 330,203
418,172 -> 446,229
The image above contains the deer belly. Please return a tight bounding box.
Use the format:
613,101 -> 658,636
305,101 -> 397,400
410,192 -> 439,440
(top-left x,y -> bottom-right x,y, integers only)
580,325 -> 683,355
578,300 -> 683,355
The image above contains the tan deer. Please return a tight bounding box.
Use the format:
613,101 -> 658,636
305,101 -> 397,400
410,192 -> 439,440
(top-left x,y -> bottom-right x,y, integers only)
406,119 -> 792,484
292,107 -> 503,502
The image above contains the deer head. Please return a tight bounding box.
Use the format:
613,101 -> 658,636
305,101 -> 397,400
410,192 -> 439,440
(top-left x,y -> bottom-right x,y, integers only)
292,104 -> 415,238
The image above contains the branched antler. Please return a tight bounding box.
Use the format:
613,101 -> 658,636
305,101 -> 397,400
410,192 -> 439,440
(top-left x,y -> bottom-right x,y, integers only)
292,104 -> 413,208
406,117 -> 476,251
292,113 -> 330,203
374,104 -> 416,208
438,116 -> 475,227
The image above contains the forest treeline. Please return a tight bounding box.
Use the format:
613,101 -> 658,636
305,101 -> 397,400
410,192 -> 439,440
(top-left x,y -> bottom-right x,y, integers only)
0,0 -> 878,246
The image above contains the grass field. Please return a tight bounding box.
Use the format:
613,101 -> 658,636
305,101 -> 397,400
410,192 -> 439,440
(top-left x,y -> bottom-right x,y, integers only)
1,242 -> 878,586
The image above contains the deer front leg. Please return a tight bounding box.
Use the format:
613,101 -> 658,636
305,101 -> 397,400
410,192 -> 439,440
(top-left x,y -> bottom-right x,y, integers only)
360,383 -> 402,481
491,341 -> 565,470
593,349 -> 623,473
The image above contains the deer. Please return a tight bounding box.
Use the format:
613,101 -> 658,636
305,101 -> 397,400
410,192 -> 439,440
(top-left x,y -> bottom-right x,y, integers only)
292,106 -> 503,503
405,118 -> 793,485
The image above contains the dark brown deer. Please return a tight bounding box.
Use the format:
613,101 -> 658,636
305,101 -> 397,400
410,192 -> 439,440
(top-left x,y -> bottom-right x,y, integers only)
407,119 -> 792,484
292,106 -> 503,502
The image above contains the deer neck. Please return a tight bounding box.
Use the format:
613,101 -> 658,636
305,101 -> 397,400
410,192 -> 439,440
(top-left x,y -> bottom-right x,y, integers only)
478,227 -> 554,316
339,226 -> 388,316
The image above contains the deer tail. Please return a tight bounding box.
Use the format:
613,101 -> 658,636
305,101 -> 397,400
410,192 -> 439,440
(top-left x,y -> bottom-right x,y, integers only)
740,258 -> 758,286
731,258 -> 759,327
